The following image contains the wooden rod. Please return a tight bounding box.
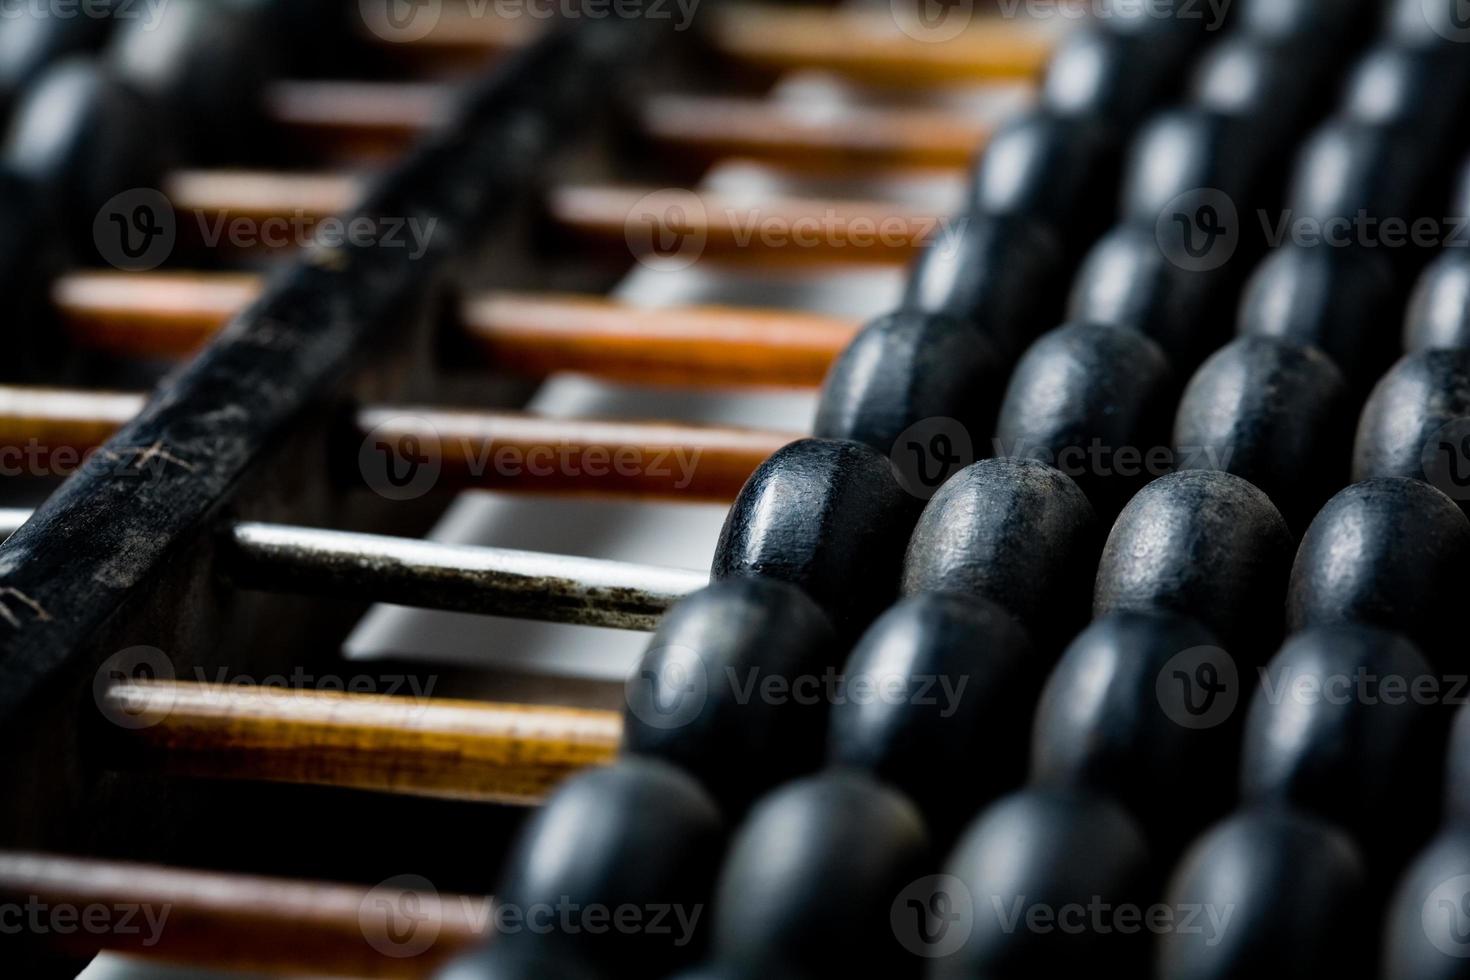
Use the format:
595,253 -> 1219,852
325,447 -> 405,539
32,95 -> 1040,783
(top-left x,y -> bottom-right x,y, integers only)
0,385 -> 797,500
549,185 -> 946,264
264,81 -> 452,160
165,170 -> 362,227
641,94 -> 994,169
0,850 -> 486,976
54,271 -> 859,387
97,680 -> 621,805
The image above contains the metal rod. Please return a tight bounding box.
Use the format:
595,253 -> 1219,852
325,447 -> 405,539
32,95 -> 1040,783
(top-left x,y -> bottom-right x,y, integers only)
224,521 -> 708,630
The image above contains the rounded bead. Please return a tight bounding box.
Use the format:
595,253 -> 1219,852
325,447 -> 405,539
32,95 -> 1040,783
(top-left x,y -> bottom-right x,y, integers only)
712,438 -> 920,640
1172,335 -> 1350,530
827,593 -> 1036,839
1340,44 -> 1470,160
1187,37 -> 1329,142
1241,626 -> 1443,864
1287,120 -> 1430,232
1237,243 -> 1400,392
901,457 -> 1098,649
1094,470 -> 1293,658
1383,831 -> 1470,980
1353,349 -> 1470,504
938,789 -> 1151,976
901,214 -> 1063,359
1031,612 -> 1238,852
493,760 -> 724,977
711,771 -> 928,977
1437,694 -> 1470,820
1157,809 -> 1368,980
1069,226 -> 1238,371
1242,0 -> 1377,45
623,578 -> 839,810
1288,478 -> 1470,670
1405,252 -> 1470,353
995,321 -> 1175,517
432,946 -> 600,980
813,310 -> 1004,475
0,7 -> 114,117
1120,109 -> 1271,230
1041,27 -> 1187,126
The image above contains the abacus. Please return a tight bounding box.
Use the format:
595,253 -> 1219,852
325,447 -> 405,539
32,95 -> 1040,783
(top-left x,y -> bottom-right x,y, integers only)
3,1 -> 1470,978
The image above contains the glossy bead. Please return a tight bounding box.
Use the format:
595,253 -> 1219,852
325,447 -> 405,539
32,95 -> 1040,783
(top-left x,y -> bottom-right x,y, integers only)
624,579 -> 839,810
1031,613 -> 1238,852
1405,252 -> 1470,352
970,110 -> 1120,247
826,593 -> 1036,839
2,59 -> 168,259
711,771 -> 928,977
1241,626 -> 1443,866
1389,0 -> 1470,48
712,438 -> 920,640
1041,27 -> 1189,127
105,0 -> 274,162
432,946 -> 600,980
1121,109 -> 1271,229
493,760 -> 723,977
1157,809 -> 1368,980
1287,120 -> 1430,231
1438,696 -> 1470,820
1340,44 -> 1470,159
1237,243 -> 1401,392
1353,349 -> 1470,505
813,311 -> 1004,472
900,457 -> 1098,649
1288,478 -> 1470,670
901,213 -> 1064,359
1172,336 -> 1350,530
1187,38 -> 1328,143
995,322 -> 1175,517
1383,832 -> 1470,979
1069,226 -> 1238,370
1094,470 -> 1293,658
0,7 -> 113,117
1243,0 -> 1377,44
936,789 -> 1151,977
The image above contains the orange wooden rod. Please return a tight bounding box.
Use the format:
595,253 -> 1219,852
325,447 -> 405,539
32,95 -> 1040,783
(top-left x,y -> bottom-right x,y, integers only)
265,80 -> 452,160
165,169 -> 363,229
97,680 -> 620,805
0,850 -> 486,976
0,386 -> 797,500
55,271 -> 857,387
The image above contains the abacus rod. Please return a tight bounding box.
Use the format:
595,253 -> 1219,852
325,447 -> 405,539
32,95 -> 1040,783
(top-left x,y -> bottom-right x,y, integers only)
0,850 -> 485,976
97,680 -> 622,804
223,521 -> 708,630
55,271 -> 860,386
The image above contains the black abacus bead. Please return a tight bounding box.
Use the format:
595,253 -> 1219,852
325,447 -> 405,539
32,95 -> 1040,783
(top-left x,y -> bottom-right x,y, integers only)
995,321 -> 1175,518
1172,335 -> 1350,530
1040,28 -> 1184,128
623,578 -> 839,810
712,438 -> 920,640
1287,478 -> 1470,669
105,0 -> 275,163
1157,809 -> 1369,980
1288,119 -> 1430,233
969,110 -> 1120,247
1390,0 -> 1470,48
1237,243 -> 1401,393
1068,225 -> 1237,371
812,311 -> 1004,468
1242,0 -> 1378,45
901,213 -> 1064,359
493,759 -> 723,977
0,7 -> 114,118
1405,252 -> 1470,352
1439,696 -> 1470,820
1241,626 -> 1443,864
1187,38 -> 1329,145
1340,44 -> 1470,164
900,457 -> 1098,649
1354,350 -> 1470,502
826,593 -> 1036,840
710,771 -> 928,977
936,789 -> 1152,977
2,58 -> 168,258
432,946 -> 600,980
1094,470 -> 1294,658
1383,831 -> 1470,979
1031,612 -> 1239,853
1120,109 -> 1271,231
